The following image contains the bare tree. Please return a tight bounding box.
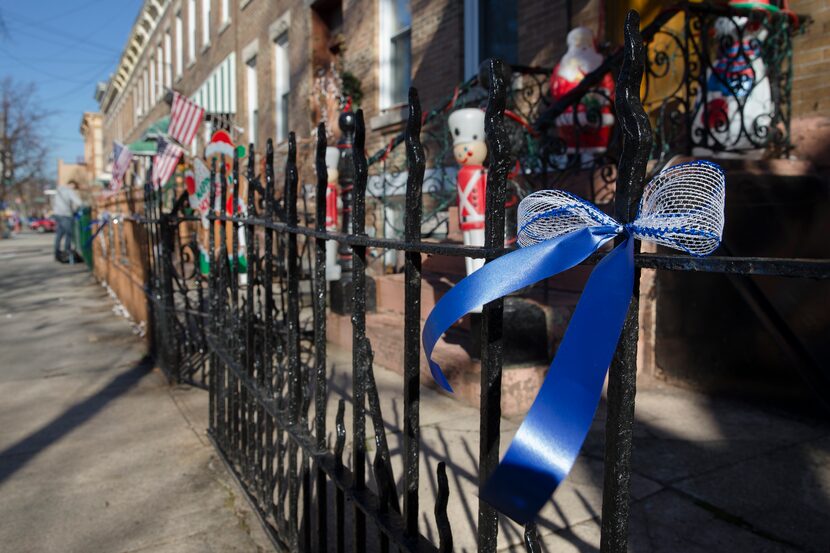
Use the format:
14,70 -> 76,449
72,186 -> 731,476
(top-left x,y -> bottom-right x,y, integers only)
0,77 -> 50,205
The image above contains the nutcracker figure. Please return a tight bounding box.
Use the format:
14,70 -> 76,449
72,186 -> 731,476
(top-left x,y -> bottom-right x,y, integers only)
550,27 -> 615,159
323,146 -> 342,281
449,108 -> 487,279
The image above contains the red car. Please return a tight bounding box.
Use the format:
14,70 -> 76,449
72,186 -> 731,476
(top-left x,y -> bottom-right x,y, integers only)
30,218 -> 56,233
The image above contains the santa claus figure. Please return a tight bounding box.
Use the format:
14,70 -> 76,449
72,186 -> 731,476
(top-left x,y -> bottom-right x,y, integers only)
550,27 -> 615,159
323,146 -> 342,281
692,4 -> 773,156
449,108 -> 487,280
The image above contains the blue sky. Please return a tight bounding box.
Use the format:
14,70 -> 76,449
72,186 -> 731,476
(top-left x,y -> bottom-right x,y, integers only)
0,0 -> 144,179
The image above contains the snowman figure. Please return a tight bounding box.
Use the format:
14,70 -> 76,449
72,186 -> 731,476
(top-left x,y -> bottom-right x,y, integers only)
322,146 -> 342,281
550,27 -> 615,162
449,108 -> 487,280
692,11 -> 773,156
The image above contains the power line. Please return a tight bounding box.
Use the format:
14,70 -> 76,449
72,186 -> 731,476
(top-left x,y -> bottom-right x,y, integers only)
0,46 -> 112,86
2,8 -> 120,55
41,0 -> 113,23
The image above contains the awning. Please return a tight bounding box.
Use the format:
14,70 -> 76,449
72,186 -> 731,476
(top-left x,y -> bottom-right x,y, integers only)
192,53 -> 237,114
128,139 -> 157,156
142,116 -> 170,140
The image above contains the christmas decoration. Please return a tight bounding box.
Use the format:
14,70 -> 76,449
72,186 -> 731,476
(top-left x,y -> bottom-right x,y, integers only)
448,108 -> 487,283
549,27 -> 615,157
692,12 -> 772,155
323,146 -> 342,281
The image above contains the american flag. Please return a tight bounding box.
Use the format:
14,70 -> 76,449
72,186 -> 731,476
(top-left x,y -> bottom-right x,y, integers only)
110,141 -> 132,192
152,138 -> 183,188
169,91 -> 204,147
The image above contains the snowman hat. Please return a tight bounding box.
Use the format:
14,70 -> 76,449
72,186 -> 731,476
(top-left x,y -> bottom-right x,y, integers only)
324,146 -> 340,173
448,108 -> 485,146
205,129 -> 235,159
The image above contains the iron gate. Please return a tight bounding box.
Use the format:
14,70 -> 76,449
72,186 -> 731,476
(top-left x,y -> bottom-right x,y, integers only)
139,11 -> 830,552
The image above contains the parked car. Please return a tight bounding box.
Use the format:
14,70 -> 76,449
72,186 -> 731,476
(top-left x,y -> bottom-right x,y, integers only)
30,218 -> 56,233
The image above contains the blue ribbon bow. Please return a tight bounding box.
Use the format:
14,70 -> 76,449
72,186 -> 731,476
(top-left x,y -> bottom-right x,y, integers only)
422,160 -> 726,523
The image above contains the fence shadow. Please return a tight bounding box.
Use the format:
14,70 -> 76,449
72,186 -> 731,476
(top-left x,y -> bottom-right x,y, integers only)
0,355 -> 154,485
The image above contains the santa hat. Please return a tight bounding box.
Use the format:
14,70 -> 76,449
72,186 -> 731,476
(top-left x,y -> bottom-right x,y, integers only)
205,129 -> 235,159
325,147 -> 340,174
729,0 -> 779,11
448,108 -> 485,146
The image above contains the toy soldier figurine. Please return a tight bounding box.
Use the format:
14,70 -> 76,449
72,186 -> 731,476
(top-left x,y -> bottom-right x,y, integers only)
323,146 -> 342,281
449,108 -> 487,280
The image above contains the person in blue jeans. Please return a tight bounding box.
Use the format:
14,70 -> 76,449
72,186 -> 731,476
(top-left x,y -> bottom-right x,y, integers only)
52,180 -> 83,263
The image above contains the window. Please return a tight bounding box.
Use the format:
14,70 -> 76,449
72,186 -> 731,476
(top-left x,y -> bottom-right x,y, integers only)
188,0 -> 196,61
156,44 -> 164,97
464,0 -> 518,79
143,68 -> 150,113
274,34 -> 289,142
164,32 -> 172,88
202,0 -> 211,47
221,0 -> 230,24
378,0 -> 411,108
149,54 -> 156,105
246,55 -> 258,146
175,13 -> 184,77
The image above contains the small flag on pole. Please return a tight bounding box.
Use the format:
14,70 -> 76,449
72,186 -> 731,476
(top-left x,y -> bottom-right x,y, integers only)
111,141 -> 133,193
169,91 -> 205,147
152,138 -> 183,189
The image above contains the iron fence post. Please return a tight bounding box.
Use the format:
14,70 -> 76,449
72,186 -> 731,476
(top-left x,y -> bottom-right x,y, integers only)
600,11 -> 652,553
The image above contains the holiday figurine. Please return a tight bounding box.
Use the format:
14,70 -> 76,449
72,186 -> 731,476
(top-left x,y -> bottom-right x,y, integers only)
449,108 -> 487,281
550,27 -> 615,158
692,4 -> 772,155
205,129 -> 248,284
185,159 -> 212,276
323,146 -> 342,281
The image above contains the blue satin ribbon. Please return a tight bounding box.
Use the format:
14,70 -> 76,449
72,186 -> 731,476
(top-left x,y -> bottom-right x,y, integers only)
422,160 -> 725,524
422,226 -> 632,523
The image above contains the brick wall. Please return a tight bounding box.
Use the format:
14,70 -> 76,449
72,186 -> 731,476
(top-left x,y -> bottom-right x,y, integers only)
790,0 -> 830,118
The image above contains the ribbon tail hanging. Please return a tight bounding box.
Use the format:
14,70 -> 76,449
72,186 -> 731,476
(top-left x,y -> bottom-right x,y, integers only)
422,225 -> 619,392
480,237 -> 636,524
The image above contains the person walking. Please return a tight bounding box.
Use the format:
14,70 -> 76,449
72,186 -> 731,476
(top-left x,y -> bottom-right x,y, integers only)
52,180 -> 83,263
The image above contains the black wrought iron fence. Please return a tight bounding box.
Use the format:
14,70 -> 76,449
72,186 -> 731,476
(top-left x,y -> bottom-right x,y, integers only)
136,9 -> 830,552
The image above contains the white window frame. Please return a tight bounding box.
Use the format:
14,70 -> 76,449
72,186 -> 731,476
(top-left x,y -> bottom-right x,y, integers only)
463,0 -> 480,80
175,12 -> 184,77
156,44 -> 164,98
274,33 -> 289,143
202,0 -> 211,48
149,55 -> 156,105
245,54 -> 258,147
378,0 -> 411,109
222,0 -> 230,24
188,0 -> 197,62
164,32 -> 172,88
143,68 -> 149,113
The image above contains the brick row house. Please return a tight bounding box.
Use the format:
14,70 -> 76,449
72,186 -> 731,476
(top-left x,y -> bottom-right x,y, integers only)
91,0 -> 830,409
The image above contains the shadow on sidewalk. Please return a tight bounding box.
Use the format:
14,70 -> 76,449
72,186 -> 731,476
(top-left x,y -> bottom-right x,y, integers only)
0,355 -> 154,485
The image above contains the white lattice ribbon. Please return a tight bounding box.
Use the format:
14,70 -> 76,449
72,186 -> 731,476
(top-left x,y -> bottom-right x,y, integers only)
518,160 -> 726,256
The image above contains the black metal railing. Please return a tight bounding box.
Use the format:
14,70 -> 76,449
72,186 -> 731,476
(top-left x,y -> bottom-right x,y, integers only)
135,8 -> 829,552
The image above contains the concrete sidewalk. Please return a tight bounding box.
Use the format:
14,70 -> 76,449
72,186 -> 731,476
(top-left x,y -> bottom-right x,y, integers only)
0,233 -> 270,552
325,344 -> 830,552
